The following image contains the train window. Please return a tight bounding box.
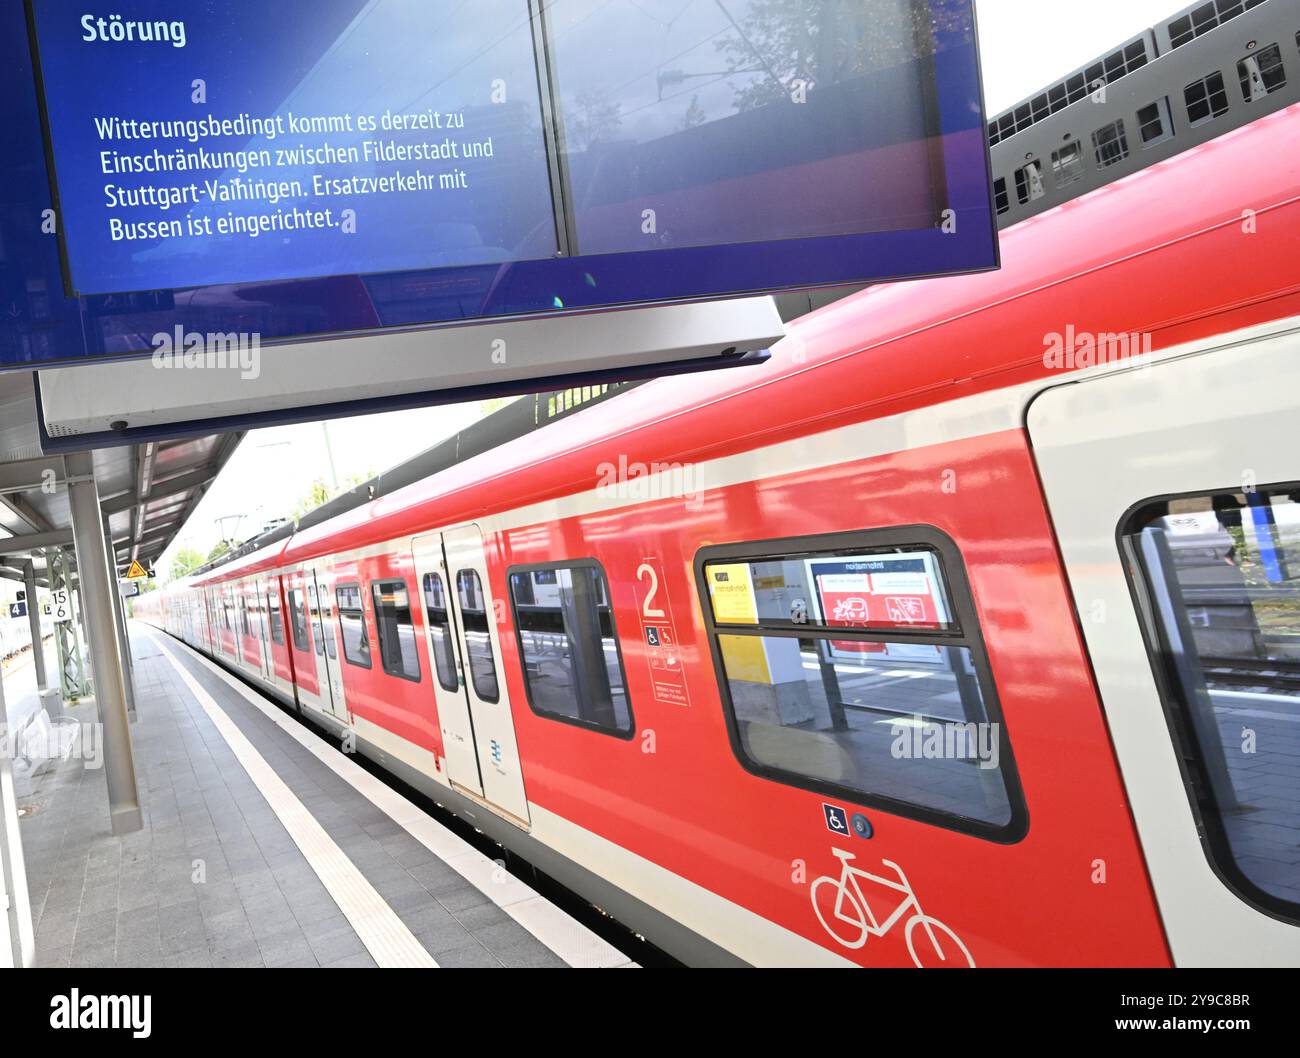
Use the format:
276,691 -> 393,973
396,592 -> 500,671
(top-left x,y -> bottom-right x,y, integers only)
1050,140 -> 1084,188
1014,160 -> 1045,205
422,573 -> 460,693
1124,486 -> 1300,920
992,177 -> 1010,216
1136,98 -> 1174,146
1184,71 -> 1230,126
238,596 -> 249,637
308,583 -> 327,657
247,594 -> 262,640
1091,118 -> 1130,167
288,588 -> 310,652
336,582 -> 372,669
508,562 -> 633,738
456,570 -> 499,703
372,580 -> 422,683
320,585 -> 338,661
267,590 -> 284,646
1238,43 -> 1286,102
696,529 -> 1025,841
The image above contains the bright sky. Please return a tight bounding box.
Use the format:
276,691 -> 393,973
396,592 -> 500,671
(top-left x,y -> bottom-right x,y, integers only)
157,0 -> 1192,579
158,401 -> 499,577
976,0 -> 1189,113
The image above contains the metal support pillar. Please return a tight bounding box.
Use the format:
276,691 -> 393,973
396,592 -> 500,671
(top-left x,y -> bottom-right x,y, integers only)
48,548 -> 89,701
20,560 -> 47,691
65,452 -> 142,836
0,667 -> 35,968
105,518 -> 137,722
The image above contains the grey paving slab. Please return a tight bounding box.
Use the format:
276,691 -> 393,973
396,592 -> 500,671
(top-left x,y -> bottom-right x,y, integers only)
17,630 -> 376,970
166,639 -> 557,963
17,625 -> 581,969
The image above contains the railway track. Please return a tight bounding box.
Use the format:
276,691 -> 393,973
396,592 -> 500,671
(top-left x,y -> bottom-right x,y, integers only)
1202,656 -> 1300,695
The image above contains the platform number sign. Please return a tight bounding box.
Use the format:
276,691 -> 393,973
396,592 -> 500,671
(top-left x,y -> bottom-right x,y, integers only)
51,587 -> 74,623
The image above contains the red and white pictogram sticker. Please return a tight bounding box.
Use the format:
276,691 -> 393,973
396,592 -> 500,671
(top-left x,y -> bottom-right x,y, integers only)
635,557 -> 691,707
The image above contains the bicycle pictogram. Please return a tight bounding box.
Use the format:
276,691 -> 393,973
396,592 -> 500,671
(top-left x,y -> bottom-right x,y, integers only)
810,849 -> 974,967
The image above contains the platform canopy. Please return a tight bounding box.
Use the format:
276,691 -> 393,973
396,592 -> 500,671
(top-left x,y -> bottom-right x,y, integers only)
0,371 -> 240,582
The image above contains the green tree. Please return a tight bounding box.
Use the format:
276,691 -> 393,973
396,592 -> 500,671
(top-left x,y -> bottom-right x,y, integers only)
293,479 -> 334,520
679,95 -> 707,131
207,539 -> 237,563
714,0 -> 970,111
570,90 -> 623,149
168,546 -> 206,582
292,472 -> 375,520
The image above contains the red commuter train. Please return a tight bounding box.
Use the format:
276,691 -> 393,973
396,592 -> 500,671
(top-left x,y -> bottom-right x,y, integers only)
138,101 -> 1300,967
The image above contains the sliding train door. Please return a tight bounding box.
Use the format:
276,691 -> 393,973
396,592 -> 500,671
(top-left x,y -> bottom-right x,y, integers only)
307,568 -> 349,723
1028,317 -> 1300,966
412,526 -> 530,826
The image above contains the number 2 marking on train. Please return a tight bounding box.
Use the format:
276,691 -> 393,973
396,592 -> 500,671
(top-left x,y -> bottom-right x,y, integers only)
637,563 -> 666,618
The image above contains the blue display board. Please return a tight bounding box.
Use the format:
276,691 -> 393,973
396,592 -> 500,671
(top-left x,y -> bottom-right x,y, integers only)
5,0 -> 998,370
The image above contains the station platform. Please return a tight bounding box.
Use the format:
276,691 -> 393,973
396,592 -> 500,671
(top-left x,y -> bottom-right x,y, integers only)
17,624 -> 636,969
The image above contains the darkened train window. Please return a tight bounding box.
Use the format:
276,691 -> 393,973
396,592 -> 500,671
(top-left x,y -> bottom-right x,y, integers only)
456,570 -> 498,703
422,573 -> 460,693
1238,43 -> 1287,102
372,580 -> 421,683
508,562 -> 632,737
1124,486 -> 1300,920
288,588 -> 310,652
1185,70 -> 1230,126
238,596 -> 250,638
697,530 -> 1025,841
320,585 -> 338,661
337,582 -> 372,669
267,590 -> 284,646
308,583 -> 325,657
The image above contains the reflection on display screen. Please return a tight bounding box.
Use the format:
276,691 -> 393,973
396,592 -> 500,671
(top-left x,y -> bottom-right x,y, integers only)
551,0 -> 947,253
29,0 -> 972,296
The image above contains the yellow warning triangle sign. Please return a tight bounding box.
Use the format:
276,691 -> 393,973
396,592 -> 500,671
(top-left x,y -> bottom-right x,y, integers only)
125,561 -> 149,580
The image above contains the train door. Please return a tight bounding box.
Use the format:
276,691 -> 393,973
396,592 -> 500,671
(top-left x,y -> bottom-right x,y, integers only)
412,526 -> 529,825
285,571 -> 325,713
262,575 -> 287,691
219,586 -> 237,660
251,579 -> 271,682
307,568 -> 348,723
238,582 -> 260,672
1027,319 -> 1300,966
316,572 -> 348,719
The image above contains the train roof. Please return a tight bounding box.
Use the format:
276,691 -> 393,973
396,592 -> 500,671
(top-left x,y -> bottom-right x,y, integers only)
200,103 -> 1300,581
